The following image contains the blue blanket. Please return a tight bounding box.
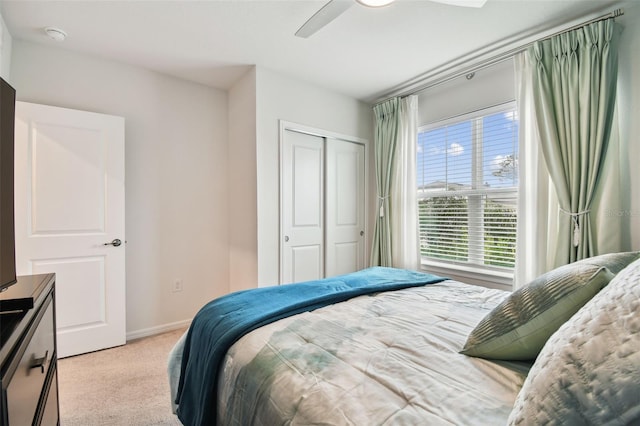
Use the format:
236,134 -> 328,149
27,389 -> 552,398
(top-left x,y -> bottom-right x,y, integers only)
175,267 -> 446,425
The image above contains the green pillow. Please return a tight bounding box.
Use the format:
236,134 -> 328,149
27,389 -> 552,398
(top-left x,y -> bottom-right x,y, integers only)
461,251 -> 640,361
578,250 -> 640,274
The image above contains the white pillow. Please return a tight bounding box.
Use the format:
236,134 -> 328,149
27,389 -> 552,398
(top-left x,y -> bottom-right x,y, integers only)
508,257 -> 640,425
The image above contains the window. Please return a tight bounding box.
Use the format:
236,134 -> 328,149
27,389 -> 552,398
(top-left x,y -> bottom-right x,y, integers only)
417,103 -> 519,274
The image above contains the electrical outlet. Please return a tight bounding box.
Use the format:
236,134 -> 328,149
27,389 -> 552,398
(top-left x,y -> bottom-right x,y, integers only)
172,279 -> 183,293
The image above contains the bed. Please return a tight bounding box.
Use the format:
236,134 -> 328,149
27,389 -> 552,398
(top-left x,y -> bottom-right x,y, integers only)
169,255 -> 640,426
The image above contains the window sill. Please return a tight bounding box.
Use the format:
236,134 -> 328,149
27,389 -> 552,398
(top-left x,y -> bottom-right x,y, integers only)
420,259 -> 514,292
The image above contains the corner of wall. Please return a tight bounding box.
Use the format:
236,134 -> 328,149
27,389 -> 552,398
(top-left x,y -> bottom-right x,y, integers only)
617,1 -> 640,249
228,66 -> 259,293
0,13 -> 13,81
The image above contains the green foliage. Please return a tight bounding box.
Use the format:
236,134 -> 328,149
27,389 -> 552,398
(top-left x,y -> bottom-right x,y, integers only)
419,196 -> 516,268
484,199 -> 517,268
419,196 -> 469,262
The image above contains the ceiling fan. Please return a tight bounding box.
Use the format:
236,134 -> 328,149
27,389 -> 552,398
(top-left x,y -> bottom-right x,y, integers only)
295,0 -> 488,38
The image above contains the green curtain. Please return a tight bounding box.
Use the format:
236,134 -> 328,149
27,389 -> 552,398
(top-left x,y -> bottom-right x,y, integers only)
370,97 -> 400,267
529,18 -> 621,266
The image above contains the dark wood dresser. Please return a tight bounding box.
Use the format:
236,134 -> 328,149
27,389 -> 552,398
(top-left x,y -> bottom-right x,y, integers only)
0,274 -> 59,425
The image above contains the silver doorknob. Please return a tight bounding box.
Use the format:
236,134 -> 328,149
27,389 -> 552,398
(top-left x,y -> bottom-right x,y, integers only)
360,230 -> 364,236
104,239 -> 122,247
284,236 -> 290,242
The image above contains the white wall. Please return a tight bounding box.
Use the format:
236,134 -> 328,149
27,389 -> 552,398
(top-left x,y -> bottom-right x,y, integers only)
228,67 -> 258,293
10,40 -> 229,337
417,59 -> 514,126
255,67 -> 374,286
0,13 -> 12,80
618,1 -> 640,249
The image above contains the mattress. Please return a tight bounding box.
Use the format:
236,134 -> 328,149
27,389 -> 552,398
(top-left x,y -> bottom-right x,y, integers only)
169,279 -> 530,425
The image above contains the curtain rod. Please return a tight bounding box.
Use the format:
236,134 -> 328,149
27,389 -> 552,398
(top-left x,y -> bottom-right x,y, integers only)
374,7 -> 625,104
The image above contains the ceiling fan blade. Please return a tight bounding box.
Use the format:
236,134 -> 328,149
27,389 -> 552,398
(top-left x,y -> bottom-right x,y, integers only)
429,0 -> 487,7
295,0 -> 354,38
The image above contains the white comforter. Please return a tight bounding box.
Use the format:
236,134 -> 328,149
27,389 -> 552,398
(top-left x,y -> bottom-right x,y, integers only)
170,280 -> 530,425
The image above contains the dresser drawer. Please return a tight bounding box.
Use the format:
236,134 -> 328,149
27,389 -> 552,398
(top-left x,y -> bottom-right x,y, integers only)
39,366 -> 59,426
5,297 -> 55,426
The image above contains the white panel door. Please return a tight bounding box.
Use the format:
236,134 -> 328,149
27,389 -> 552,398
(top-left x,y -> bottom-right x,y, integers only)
281,130 -> 324,284
325,139 -> 365,277
14,102 -> 125,358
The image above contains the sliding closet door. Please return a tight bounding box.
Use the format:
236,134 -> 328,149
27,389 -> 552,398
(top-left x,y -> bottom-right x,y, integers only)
281,125 -> 367,284
281,130 -> 325,284
325,139 -> 365,277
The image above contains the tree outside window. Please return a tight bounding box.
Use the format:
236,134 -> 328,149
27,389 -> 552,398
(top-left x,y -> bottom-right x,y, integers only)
417,104 -> 519,271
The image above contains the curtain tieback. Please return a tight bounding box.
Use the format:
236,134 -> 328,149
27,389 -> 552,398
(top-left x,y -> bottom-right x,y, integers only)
378,195 -> 389,217
559,208 -> 591,247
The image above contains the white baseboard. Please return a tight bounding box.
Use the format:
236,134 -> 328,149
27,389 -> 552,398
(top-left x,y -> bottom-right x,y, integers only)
126,319 -> 191,341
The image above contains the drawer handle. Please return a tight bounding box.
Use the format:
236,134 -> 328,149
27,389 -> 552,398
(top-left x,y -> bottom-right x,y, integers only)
30,350 -> 49,374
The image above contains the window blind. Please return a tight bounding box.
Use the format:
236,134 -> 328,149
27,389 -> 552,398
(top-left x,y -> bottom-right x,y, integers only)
417,105 -> 518,270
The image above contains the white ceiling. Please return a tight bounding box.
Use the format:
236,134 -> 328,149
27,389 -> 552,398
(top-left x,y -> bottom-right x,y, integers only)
0,0 -> 623,102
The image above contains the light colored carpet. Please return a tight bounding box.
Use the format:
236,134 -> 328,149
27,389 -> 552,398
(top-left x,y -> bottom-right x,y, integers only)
58,327 -> 187,426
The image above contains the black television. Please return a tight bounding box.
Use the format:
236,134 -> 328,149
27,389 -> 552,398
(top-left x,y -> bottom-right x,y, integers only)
0,76 -> 16,292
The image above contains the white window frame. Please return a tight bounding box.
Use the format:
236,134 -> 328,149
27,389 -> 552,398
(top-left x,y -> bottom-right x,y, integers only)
417,102 -> 518,290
